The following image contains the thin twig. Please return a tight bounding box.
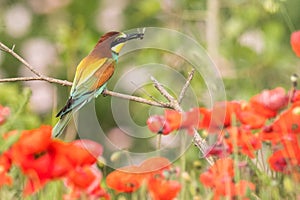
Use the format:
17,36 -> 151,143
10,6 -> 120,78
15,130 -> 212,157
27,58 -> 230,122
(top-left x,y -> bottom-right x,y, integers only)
0,42 -> 43,77
178,68 -> 195,104
150,76 -> 182,111
102,89 -> 172,108
129,80 -> 170,107
0,76 -> 72,86
151,75 -> 213,165
0,42 -> 72,86
193,129 -> 214,165
0,76 -> 173,108
0,77 -> 44,82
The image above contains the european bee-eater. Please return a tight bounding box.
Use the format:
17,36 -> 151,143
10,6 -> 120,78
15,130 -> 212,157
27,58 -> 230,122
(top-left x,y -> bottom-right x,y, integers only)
52,31 -> 144,137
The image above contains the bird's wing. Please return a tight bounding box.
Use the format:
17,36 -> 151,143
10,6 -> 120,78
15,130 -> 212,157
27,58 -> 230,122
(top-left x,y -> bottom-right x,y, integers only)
71,57 -> 115,98
56,57 -> 115,118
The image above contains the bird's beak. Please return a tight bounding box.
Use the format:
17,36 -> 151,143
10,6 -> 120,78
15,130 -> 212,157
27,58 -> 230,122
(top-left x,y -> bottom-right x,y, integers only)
125,33 -> 144,41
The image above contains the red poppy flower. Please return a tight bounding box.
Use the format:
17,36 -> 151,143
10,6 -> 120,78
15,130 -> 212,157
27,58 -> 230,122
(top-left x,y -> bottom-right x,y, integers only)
269,148 -> 300,183
6,125 -> 102,196
269,150 -> 289,173
147,115 -> 173,135
200,158 -> 255,199
11,125 -> 52,156
272,102 -> 300,134
64,165 -> 109,200
165,109 -> 182,130
260,102 -> 300,145
259,125 -> 282,144
234,180 -> 255,197
0,105 -> 10,125
0,152 -> 12,186
148,174 -> 181,200
292,90 -> 300,103
67,164 -> 98,189
214,177 -> 235,198
9,126 -> 54,194
224,127 -> 262,158
51,140 -> 98,167
237,102 -> 267,129
199,101 -> 242,133
106,165 -> 142,193
205,141 -> 230,158
200,158 -> 234,186
212,101 -> 241,127
106,157 -> 174,194
291,30 -> 300,57
281,134 -> 300,162
268,131 -> 300,175
249,87 -> 288,118
147,109 -> 201,134
72,139 -> 103,160
196,101 -> 240,133
197,107 -> 212,129
200,158 -> 235,198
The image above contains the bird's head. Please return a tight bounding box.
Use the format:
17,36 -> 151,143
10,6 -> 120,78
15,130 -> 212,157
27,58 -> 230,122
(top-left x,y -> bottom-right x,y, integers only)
92,31 -> 144,61
110,32 -> 144,57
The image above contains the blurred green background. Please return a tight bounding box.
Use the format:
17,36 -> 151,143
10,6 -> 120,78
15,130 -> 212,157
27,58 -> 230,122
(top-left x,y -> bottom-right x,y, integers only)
0,0 -> 300,146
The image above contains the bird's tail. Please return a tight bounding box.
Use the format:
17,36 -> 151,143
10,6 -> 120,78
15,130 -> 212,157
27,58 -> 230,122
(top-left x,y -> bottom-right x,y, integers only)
52,111 -> 73,138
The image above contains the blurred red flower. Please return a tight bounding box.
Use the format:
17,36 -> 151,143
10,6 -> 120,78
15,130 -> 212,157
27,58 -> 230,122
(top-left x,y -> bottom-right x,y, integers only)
0,152 -> 12,186
147,108 -> 200,134
196,101 -> 241,133
148,174 -> 181,200
107,157 -> 180,199
235,180 -> 255,197
251,87 -> 287,113
106,165 -> 142,193
65,165 -> 109,200
0,125 -> 104,197
106,157 -> 171,193
200,158 -> 255,199
239,87 -> 287,126
200,158 -> 235,198
272,102 -> 300,134
0,105 -> 10,125
291,30 -> 300,57
269,134 -> 300,175
260,102 -> 300,144
237,102 -> 267,129
224,127 -> 262,158
147,115 -> 173,135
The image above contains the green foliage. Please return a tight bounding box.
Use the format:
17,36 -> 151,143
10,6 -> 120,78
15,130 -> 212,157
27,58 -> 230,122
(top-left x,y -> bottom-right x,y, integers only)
0,0 -> 300,199
0,84 -> 40,132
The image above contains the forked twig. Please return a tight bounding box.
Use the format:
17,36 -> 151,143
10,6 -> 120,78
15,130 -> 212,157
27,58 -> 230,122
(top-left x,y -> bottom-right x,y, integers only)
178,68 -> 195,104
150,74 -> 213,165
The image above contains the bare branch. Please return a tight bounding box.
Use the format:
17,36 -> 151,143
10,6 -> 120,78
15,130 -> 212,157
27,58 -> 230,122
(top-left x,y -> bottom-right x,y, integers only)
102,89 -> 172,108
0,42 -> 43,77
178,68 -> 195,104
0,77 -> 44,82
129,80 -> 171,107
0,42 -> 72,86
150,75 -> 212,165
0,76 -> 72,86
150,76 -> 182,111
193,129 -> 214,165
